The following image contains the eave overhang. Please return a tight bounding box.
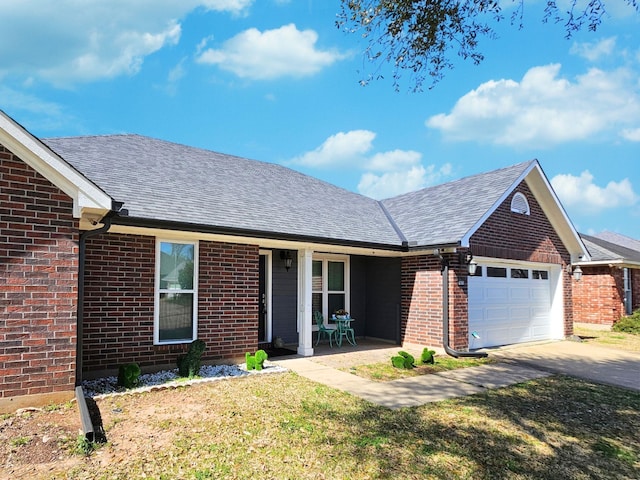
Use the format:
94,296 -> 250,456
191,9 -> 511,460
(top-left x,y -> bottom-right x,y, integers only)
0,110 -> 112,219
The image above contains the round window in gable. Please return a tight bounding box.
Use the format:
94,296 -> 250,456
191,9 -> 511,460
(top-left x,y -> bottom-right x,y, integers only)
510,192 -> 530,215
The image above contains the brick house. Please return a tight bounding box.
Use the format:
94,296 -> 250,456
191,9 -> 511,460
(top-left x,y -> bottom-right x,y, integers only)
1,110 -> 588,412
572,232 -> 640,327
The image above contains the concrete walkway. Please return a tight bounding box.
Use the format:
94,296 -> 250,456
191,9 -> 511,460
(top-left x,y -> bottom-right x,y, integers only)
271,340 -> 640,409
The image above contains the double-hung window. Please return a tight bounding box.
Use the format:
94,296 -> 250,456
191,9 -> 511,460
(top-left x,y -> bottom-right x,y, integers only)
155,240 -> 198,344
311,254 -> 349,324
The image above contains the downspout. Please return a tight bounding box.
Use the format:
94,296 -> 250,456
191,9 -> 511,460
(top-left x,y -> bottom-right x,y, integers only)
438,253 -> 488,358
76,205 -> 122,386
75,204 -> 125,441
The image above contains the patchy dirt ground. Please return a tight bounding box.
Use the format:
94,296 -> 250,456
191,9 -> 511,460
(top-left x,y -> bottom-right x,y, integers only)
0,404 -> 83,479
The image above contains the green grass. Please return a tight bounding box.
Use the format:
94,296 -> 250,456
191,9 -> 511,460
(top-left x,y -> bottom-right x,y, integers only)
574,325 -> 640,353
43,373 -> 638,480
345,355 -> 494,381
9,436 -> 30,447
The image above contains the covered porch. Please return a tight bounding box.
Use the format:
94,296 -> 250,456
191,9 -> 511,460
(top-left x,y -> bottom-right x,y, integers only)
258,248 -> 403,357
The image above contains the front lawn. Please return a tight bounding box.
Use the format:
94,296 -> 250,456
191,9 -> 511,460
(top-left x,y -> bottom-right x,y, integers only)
574,325 -> 640,353
344,356 -> 494,381
2,373 -> 638,479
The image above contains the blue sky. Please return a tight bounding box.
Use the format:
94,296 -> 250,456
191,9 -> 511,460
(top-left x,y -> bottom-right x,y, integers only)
1,0 -> 639,239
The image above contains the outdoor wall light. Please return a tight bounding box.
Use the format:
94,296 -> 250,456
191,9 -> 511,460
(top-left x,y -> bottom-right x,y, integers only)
572,265 -> 583,281
566,264 -> 583,281
460,250 -> 477,276
280,250 -> 293,271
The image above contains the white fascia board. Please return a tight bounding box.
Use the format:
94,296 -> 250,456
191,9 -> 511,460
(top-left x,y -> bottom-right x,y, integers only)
460,161 -> 537,247
525,164 -> 590,261
0,111 -> 112,218
574,259 -> 640,268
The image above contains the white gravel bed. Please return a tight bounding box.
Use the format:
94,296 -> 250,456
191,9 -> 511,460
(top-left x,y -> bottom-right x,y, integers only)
82,362 -> 287,399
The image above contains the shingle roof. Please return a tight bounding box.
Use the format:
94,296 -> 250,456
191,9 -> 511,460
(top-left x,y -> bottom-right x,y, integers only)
580,233 -> 640,263
381,161 -> 535,246
43,135 -> 403,247
42,134 -> 539,250
593,231 -> 640,253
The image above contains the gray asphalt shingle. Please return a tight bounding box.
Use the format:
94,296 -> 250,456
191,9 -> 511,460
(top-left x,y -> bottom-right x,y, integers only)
381,161 -> 535,246
580,233 -> 640,263
43,135 -> 536,250
44,135 -> 402,247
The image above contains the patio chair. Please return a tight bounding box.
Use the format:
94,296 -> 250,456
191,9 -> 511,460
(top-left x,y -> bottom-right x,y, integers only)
314,311 -> 335,347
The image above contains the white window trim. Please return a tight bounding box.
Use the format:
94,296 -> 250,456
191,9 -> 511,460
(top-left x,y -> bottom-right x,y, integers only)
312,253 -> 350,326
154,238 -> 199,345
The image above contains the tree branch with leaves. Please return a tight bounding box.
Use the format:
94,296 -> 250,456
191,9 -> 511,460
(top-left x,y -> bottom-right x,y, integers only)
337,0 -> 638,91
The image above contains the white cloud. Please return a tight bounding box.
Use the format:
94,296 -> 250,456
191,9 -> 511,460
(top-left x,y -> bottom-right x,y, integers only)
0,1 -> 252,86
358,164 -> 453,200
291,130 -> 376,167
426,64 -> 640,148
366,150 -> 422,172
0,85 -> 73,130
200,0 -> 253,13
291,130 -> 452,199
196,24 -> 345,79
551,170 -> 638,214
621,128 -> 640,141
570,37 -> 617,62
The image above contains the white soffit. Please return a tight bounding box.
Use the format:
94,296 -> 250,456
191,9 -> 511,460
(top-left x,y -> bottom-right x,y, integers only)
0,110 -> 112,218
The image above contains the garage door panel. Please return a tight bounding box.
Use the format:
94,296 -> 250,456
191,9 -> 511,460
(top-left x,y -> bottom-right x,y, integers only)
532,325 -> 551,337
509,326 -> 530,343
486,287 -> 509,301
485,307 -> 509,322
510,287 -> 530,300
485,328 -> 510,345
531,289 -> 548,301
469,263 -> 552,349
510,307 -> 531,322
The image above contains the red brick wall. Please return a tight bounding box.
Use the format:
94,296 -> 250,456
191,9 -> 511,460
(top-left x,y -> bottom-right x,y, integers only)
83,233 -> 259,376
401,181 -> 574,350
574,266 -> 639,325
470,182 -> 573,336
0,144 -> 78,406
83,234 -> 155,373
401,255 -> 442,348
470,183 -> 569,265
401,253 -> 469,350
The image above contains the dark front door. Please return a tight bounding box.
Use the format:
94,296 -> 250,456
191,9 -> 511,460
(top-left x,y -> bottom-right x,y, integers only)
259,254 -> 267,342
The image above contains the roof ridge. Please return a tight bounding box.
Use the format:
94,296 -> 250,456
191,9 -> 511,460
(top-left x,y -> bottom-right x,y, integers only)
377,201 -> 408,246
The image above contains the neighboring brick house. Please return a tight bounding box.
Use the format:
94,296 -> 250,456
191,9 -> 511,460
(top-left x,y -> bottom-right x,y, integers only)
573,232 -> 640,327
1,110 -> 588,412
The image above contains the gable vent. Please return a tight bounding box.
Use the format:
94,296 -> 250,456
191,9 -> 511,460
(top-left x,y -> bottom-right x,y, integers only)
510,192 -> 530,215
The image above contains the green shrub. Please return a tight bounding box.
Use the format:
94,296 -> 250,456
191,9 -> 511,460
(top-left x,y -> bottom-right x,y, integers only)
420,348 -> 436,364
391,351 -> 415,369
117,363 -> 141,389
612,310 -> 640,335
246,349 -> 269,370
74,434 -> 97,456
177,339 -> 207,377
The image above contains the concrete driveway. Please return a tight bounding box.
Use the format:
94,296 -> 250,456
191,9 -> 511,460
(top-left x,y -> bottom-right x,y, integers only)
488,340 -> 640,391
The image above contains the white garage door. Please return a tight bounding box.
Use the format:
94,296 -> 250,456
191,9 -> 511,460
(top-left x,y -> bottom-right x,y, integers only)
468,263 -> 552,349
